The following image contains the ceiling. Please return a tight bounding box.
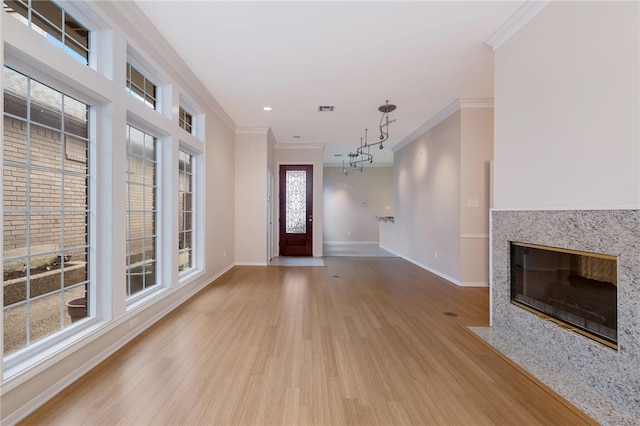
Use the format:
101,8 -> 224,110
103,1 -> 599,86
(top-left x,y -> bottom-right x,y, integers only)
135,1 -> 523,166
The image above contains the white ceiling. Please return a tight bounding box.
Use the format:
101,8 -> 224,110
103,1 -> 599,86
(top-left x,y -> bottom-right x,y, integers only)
136,1 -> 523,165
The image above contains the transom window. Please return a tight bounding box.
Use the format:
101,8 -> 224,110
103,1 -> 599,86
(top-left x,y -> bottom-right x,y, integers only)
126,63 -> 157,109
178,106 -> 193,135
3,0 -> 90,64
178,149 -> 193,273
125,124 -> 157,298
3,66 -> 90,357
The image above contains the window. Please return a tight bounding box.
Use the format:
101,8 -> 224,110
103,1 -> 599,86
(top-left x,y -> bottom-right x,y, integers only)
3,0 -> 90,64
178,106 -> 193,135
178,149 -> 193,273
126,63 -> 157,109
126,124 -> 157,298
3,66 -> 90,357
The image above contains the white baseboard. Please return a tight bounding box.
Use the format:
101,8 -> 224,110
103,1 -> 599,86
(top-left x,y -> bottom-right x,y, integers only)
459,281 -> 489,287
380,246 -> 462,286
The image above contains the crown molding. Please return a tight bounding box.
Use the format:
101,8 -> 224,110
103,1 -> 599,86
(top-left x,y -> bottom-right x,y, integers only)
485,0 -> 551,50
392,98 -> 493,153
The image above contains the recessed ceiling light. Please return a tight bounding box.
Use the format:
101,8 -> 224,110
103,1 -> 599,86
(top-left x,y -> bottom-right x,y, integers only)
263,106 -> 273,111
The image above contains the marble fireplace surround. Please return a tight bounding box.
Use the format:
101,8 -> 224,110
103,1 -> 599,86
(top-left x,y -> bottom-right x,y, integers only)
486,209 -> 639,421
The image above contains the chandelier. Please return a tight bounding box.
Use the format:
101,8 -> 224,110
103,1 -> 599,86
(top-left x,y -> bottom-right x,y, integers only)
346,100 -> 397,173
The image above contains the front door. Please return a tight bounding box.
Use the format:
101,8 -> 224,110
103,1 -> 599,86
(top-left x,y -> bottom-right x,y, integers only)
279,165 -> 313,256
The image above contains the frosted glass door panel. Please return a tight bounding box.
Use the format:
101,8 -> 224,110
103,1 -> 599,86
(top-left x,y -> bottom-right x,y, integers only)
285,170 -> 306,234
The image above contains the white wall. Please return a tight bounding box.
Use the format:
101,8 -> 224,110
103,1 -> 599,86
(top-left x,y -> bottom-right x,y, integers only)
389,111 -> 462,282
274,146 -> 324,257
234,129 -> 269,265
207,117 -> 236,274
323,166 -> 393,243
493,1 -> 640,209
384,104 -> 493,286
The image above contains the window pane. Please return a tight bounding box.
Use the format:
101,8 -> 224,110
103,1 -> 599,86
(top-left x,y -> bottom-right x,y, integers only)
64,95 -> 88,138
29,213 -> 62,254
63,286 -> 87,325
63,174 -> 88,209
3,214 -> 27,258
64,213 -> 87,248
30,258 -> 61,299
63,250 -> 88,288
127,125 -> 144,155
3,166 -> 27,210
3,67 -> 91,357
184,153 -> 192,173
130,66 -> 145,94
126,64 -> 156,109
31,124 -> 62,170
5,0 -> 89,64
64,135 -> 88,173
178,249 -> 191,272
144,134 -> 155,161
143,165 -> 156,187
142,237 -> 156,262
63,14 -> 89,63
128,160 -> 143,184
4,67 -> 28,119
3,303 -> 27,356
178,149 -> 195,274
29,292 -> 63,345
184,231 -> 192,251
30,169 -> 62,209
126,125 -> 157,297
31,0 -> 63,42
285,170 -> 306,234
4,259 -> 26,305
178,209 -> 185,233
3,119 -> 28,164
128,212 -> 144,240
179,107 -> 193,134
184,192 -> 192,212
30,79 -> 62,129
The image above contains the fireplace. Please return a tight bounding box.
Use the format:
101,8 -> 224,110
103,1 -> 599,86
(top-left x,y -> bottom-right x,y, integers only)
489,210 -> 639,418
510,242 -> 618,348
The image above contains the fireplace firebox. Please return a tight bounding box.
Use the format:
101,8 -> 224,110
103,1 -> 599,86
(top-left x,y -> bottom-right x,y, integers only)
510,242 -> 617,348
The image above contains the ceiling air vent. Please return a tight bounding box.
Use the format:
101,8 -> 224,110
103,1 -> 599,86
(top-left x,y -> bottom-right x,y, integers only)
318,105 -> 335,112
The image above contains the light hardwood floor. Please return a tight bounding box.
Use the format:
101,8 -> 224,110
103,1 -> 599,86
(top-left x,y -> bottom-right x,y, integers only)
21,257 -> 595,425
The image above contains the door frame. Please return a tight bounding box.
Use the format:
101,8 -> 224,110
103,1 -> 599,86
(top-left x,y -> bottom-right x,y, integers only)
276,162 -> 316,257
267,170 -> 274,262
